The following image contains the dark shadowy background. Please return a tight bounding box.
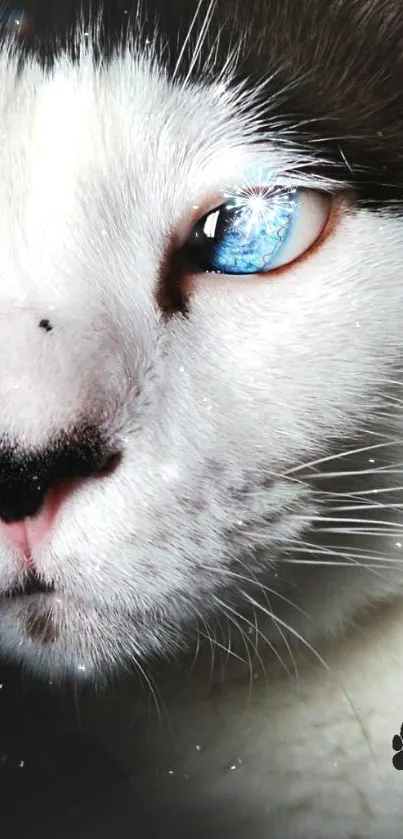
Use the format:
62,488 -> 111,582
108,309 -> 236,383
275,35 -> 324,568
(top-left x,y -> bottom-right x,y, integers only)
0,664 -> 155,839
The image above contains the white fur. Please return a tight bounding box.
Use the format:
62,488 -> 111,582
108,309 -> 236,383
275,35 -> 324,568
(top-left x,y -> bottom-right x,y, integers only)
0,39 -> 403,838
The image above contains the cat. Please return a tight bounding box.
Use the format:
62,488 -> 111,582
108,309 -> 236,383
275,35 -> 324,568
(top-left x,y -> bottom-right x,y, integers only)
0,0 -> 403,836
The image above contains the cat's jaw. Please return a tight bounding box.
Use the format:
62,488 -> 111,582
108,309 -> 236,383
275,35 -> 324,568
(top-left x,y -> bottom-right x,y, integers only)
0,428 -> 401,679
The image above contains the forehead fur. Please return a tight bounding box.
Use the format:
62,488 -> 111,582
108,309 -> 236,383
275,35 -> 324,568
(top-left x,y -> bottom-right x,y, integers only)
27,0 -> 403,207
0,7 -> 352,292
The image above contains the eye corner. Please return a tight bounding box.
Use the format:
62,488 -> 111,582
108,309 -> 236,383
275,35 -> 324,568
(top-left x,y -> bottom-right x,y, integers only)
155,241 -> 190,318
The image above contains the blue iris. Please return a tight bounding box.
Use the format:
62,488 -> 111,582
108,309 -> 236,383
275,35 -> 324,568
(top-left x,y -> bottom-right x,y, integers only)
186,188 -> 298,275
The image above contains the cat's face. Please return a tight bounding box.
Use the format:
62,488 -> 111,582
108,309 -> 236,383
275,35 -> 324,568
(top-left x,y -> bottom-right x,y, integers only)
0,0 -> 402,677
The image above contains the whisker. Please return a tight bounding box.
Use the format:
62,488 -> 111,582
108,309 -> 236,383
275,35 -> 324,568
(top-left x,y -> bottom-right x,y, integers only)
132,657 -> 164,723
303,515 -> 403,529
315,527 -> 403,536
228,561 -> 302,678
233,560 -> 301,680
291,542 -> 401,560
305,465 -> 403,481
240,591 -> 379,772
188,628 -> 202,676
282,559 -> 401,569
225,612 -> 257,695
292,537 -> 403,557
288,542 -> 399,579
199,563 -> 308,618
197,629 -> 248,667
326,502 -> 403,512
284,440 -> 401,477
214,595 -> 296,681
193,608 -> 219,683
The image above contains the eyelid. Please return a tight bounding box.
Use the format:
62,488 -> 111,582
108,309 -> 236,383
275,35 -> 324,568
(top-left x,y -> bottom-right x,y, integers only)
175,179 -> 300,243
174,178 -> 336,248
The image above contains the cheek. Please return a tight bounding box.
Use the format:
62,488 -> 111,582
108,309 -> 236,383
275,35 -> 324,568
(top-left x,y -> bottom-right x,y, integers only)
182,211 -> 403,451
197,209 -> 403,351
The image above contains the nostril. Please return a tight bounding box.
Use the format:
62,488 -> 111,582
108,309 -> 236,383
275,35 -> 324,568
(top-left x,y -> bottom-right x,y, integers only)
0,481 -> 77,556
0,426 -> 118,524
0,472 -> 45,523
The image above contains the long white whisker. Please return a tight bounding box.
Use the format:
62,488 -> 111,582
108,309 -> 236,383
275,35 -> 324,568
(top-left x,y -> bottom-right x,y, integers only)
132,657 -> 164,723
288,548 -> 398,576
283,559 -> 400,569
293,538 -> 393,554
291,542 -> 402,561
326,502 -> 403,512
306,466 -> 403,481
240,591 -> 379,772
315,527 -> 403,536
284,440 -> 401,477
197,629 -> 248,666
225,612 -> 258,694
304,515 -> 403,529
214,595 -> 296,681
199,563 -> 308,617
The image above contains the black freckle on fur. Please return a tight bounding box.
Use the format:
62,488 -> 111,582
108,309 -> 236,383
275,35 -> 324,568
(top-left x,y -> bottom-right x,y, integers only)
38,319 -> 53,333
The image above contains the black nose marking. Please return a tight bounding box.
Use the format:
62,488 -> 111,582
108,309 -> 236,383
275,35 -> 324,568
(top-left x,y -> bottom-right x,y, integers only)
38,318 -> 53,332
0,426 -> 114,523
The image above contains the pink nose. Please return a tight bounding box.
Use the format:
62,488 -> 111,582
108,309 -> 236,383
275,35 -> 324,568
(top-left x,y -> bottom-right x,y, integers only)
0,484 -> 66,560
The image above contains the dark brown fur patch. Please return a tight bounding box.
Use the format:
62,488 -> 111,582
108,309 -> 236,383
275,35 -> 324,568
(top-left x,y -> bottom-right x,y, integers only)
29,0 -> 403,208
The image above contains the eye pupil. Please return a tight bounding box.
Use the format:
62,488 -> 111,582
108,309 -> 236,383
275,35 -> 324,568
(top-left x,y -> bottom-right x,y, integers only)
200,202 -> 242,240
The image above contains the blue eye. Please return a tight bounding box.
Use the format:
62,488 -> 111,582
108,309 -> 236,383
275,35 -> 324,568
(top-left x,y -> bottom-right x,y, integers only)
184,187 -> 330,276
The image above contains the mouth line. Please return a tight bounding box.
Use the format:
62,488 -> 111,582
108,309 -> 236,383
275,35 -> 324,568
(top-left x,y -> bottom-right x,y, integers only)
3,572 -> 56,600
